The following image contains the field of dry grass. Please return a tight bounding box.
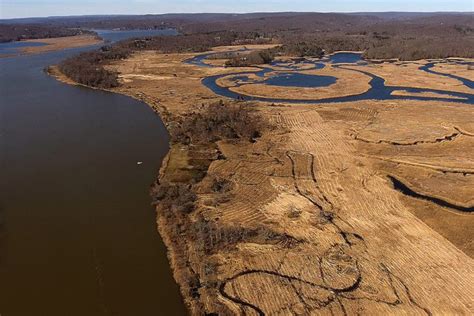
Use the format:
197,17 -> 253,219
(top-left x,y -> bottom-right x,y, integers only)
78,47 -> 474,314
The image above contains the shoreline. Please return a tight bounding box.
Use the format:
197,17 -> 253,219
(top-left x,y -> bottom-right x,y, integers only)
1,35 -> 103,58
48,51 -> 474,314
49,65 -> 202,312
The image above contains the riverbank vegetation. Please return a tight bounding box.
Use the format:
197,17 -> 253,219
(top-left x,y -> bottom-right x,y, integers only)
151,101 -> 268,216
0,24 -> 94,43
170,100 -> 267,144
149,100 -> 273,313
58,49 -> 122,88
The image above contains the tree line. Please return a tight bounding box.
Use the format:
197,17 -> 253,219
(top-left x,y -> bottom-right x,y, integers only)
0,24 -> 93,43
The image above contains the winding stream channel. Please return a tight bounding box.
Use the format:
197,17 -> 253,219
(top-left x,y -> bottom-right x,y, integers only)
0,30 -> 186,315
188,52 -> 474,104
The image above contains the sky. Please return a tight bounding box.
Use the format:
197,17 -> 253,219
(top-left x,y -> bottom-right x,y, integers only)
1,0 -> 473,19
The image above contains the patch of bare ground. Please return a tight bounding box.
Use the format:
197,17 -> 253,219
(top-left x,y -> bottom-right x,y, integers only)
18,35 -> 102,55
57,48 -> 474,314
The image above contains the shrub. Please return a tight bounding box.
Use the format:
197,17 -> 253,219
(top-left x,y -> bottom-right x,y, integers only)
225,49 -> 275,66
114,32 -> 252,53
0,24 -> 91,43
278,42 -> 325,58
150,182 -> 197,214
193,216 -> 301,255
211,177 -> 233,193
171,101 -> 266,144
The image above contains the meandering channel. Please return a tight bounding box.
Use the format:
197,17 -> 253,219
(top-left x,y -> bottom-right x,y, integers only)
419,61 -> 474,89
187,51 -> 474,104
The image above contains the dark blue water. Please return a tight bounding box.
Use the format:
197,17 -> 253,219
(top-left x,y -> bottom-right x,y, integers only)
264,73 -> 337,88
329,52 -> 364,64
1,29 -> 185,316
0,41 -> 48,55
184,52 -> 215,68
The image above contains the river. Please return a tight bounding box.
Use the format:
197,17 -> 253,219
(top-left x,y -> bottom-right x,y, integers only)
0,29 -> 187,315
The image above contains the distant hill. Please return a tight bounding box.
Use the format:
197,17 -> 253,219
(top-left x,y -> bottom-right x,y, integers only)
2,12 -> 472,22
2,12 -> 472,34
348,11 -> 473,19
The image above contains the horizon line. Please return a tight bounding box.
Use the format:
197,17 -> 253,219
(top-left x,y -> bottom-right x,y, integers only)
2,10 -> 473,21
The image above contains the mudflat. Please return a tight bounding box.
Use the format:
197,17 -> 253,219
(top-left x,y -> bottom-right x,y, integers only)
19,35 -> 102,55
58,46 -> 474,314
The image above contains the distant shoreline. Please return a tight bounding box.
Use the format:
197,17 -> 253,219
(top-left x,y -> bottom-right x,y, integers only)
0,35 -> 102,58
21,35 -> 102,56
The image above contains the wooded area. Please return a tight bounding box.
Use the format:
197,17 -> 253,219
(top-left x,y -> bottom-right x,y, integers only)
30,12 -> 473,87
0,24 -> 92,42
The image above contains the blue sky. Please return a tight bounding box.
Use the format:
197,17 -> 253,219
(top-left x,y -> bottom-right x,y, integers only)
1,0 -> 472,19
